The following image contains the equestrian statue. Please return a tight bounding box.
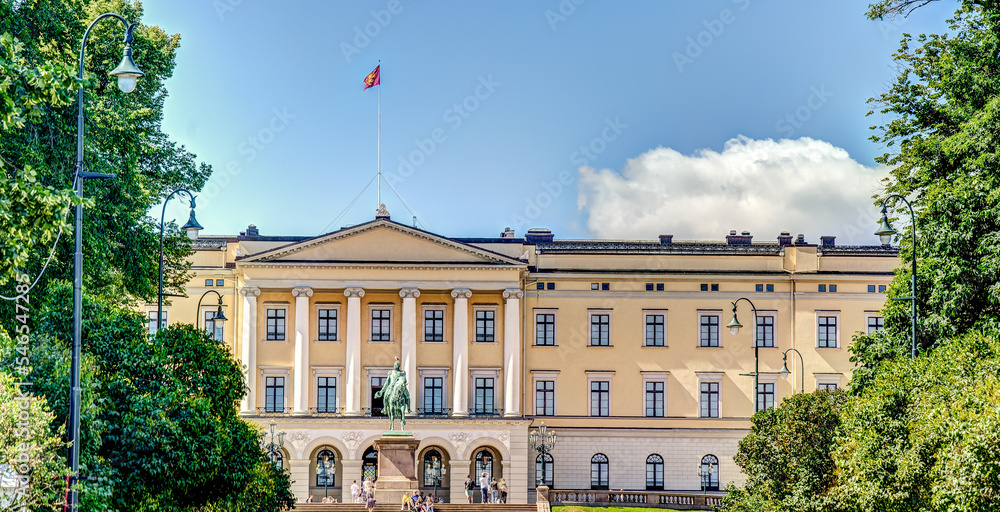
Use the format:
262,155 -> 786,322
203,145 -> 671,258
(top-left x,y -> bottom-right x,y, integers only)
374,357 -> 411,431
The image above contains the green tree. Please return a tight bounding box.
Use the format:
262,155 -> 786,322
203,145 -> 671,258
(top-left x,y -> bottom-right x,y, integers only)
853,0 -> 1000,385
723,391 -> 848,512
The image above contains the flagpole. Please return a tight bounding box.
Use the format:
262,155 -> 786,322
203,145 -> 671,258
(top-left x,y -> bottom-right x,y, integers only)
377,59 -> 381,207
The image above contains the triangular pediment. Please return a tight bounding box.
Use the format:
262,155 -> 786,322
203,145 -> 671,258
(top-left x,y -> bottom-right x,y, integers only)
241,220 -> 522,266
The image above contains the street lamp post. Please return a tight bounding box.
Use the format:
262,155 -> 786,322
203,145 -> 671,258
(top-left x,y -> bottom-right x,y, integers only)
875,195 -> 918,358
431,455 -> 442,501
318,453 -> 333,499
195,289 -> 228,337
697,462 -> 715,494
778,348 -> 805,393
69,13 -> 144,511
264,420 -> 285,470
725,297 -> 762,409
529,422 -> 557,487
157,188 -> 203,330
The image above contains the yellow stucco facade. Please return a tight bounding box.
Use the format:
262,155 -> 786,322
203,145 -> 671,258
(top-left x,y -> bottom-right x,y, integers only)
152,215 -> 897,503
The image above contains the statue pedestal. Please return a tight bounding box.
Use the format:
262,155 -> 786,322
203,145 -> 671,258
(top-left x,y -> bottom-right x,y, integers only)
374,435 -> 420,506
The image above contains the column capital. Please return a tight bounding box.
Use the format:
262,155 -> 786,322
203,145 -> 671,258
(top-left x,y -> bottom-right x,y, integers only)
344,287 -> 366,298
502,289 -> 524,300
292,286 -> 313,298
451,289 -> 472,300
239,286 -> 261,297
399,288 -> 421,299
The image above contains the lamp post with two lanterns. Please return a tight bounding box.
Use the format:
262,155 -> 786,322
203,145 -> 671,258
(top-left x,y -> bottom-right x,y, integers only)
529,422 -> 557,487
264,420 -> 285,469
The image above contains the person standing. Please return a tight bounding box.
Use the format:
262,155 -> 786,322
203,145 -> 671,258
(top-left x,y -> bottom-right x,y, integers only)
465,474 -> 474,503
352,480 -> 361,503
490,477 -> 498,504
480,473 -> 490,503
498,477 -> 508,504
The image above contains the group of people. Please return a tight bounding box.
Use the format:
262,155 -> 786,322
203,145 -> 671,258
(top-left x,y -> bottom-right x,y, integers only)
349,478 -> 378,511
401,490 -> 438,512
303,495 -> 339,504
465,473 -> 508,504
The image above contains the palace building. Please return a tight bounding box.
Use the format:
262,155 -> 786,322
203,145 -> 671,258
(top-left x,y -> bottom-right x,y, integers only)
151,207 -> 897,503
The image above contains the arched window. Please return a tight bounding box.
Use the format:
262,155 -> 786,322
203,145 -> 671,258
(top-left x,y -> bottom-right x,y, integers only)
423,449 -> 443,487
590,453 -> 609,490
475,449 -> 494,485
272,451 -> 284,471
535,453 -> 554,486
362,446 -> 378,482
646,454 -> 664,490
316,449 -> 335,486
700,454 -> 719,491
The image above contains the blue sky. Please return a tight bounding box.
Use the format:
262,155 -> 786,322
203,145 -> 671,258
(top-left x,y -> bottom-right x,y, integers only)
141,0 -> 954,243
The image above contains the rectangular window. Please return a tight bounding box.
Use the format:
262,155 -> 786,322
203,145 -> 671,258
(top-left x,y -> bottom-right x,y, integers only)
656,283 -> 664,291
423,377 -> 444,414
601,283 -> 610,291
868,285 -> 876,293
867,315 -> 884,334
317,376 -> 337,413
645,314 -> 665,347
475,310 -> 495,342
474,377 -> 495,415
646,283 -> 654,291
535,313 -> 555,346
645,381 -> 664,417
205,278 -> 213,286
266,308 -> 286,340
147,310 -> 167,335
424,309 -> 444,342
818,284 -> 826,292
535,380 -> 555,416
711,284 -> 719,291
756,382 -> 775,411
878,285 -> 887,293
204,311 -> 224,341
592,283 -> 600,290
699,314 -> 720,347
756,314 -> 775,348
546,282 -> 555,290
216,279 -> 224,286
755,284 -> 763,292
318,308 -> 338,341
700,283 -> 708,291
265,376 -> 285,413
819,382 -> 839,392
829,284 -> 838,292
590,381 -> 610,416
371,309 -> 391,341
818,315 -> 838,348
700,381 -> 719,418
589,313 -> 611,346
766,284 -> 774,292
536,282 -> 545,290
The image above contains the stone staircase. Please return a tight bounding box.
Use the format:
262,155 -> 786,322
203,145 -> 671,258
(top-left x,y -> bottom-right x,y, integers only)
293,504 -> 538,512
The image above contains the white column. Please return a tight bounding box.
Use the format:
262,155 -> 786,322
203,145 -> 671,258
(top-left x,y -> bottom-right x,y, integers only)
344,287 -> 365,416
451,288 -> 472,417
292,287 -> 313,416
400,288 -> 420,414
503,289 -> 523,417
239,286 -> 260,415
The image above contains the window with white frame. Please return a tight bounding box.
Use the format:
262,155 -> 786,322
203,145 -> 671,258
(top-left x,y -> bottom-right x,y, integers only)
699,312 -> 720,347
419,368 -> 448,415
590,380 -> 610,416
471,369 -> 499,416
756,378 -> 776,412
866,313 -> 884,334
535,380 -> 555,416
261,367 -> 290,413
474,306 -> 497,343
317,305 -> 340,341
589,310 -> 611,346
534,309 -> 557,346
699,376 -> 722,418
146,308 -> 168,335
265,305 -> 287,341
204,310 -> 224,341
644,375 -> 667,417
817,312 -> 840,348
644,310 -> 666,347
317,376 -> 337,413
370,305 -> 393,342
423,306 -> 445,342
816,377 -> 841,392
755,312 -> 776,348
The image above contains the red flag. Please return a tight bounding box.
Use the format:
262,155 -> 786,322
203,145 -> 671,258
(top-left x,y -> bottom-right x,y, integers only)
363,65 -> 380,90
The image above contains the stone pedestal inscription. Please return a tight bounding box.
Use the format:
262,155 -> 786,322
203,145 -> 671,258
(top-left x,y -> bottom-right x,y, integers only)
374,436 -> 420,506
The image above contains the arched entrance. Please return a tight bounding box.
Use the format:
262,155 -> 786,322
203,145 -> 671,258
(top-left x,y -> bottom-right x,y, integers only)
362,446 -> 379,482
308,446 -> 343,500
419,446 -> 450,497
469,446 -> 501,503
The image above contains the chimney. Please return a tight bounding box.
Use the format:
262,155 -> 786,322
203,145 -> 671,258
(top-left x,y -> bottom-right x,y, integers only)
726,230 -> 753,245
659,234 -> 674,245
795,234 -> 807,245
820,235 -> 836,247
246,224 -> 259,237
525,228 -> 554,244
777,231 -> 793,246
501,227 -> 515,239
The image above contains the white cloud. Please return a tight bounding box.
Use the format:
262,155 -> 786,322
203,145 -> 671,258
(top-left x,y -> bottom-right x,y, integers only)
577,136 -> 890,245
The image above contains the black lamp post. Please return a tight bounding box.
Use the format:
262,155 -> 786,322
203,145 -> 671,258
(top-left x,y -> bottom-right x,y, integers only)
195,289 -> 228,338
69,13 -> 144,511
875,195 -> 918,358
157,188 -> 203,330
529,422 -> 557,487
697,461 -> 715,493
725,297 -> 763,410
778,348 -> 805,393
431,455 -> 442,501
264,420 -> 285,470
